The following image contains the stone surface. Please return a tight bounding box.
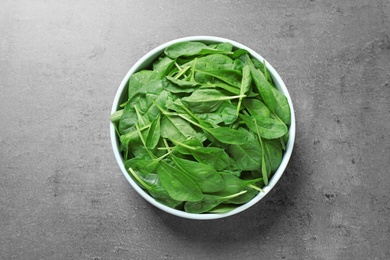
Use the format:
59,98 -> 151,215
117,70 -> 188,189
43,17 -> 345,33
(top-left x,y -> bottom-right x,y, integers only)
1,1 -> 389,259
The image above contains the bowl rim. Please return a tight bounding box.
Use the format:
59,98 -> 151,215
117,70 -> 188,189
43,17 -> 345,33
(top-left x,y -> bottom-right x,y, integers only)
110,36 -> 296,220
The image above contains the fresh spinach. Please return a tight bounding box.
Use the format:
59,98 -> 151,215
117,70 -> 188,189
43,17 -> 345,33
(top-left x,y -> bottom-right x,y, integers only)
111,41 -> 292,214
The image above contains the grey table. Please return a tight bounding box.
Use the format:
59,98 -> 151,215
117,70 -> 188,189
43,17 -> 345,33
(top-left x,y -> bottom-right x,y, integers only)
1,1 -> 389,259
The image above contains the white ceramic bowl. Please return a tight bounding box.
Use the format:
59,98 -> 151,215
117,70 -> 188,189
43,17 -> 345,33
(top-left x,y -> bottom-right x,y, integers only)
110,36 -> 295,220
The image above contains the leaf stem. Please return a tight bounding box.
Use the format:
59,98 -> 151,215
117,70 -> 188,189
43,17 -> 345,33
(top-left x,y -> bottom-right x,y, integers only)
113,123 -> 121,138
110,110 -> 123,122
254,118 -> 268,185
236,65 -> 249,116
163,138 -> 172,153
135,123 -> 155,159
174,62 -> 182,71
220,190 -> 248,200
190,58 -> 197,81
248,184 -> 264,193
128,167 -> 151,190
121,123 -> 151,140
179,102 -> 202,123
263,59 -> 269,82
174,65 -> 191,79
170,138 -> 196,151
134,105 -> 146,126
236,98 -> 243,117
156,148 -> 173,161
242,110 -> 250,116
152,99 -> 176,116
177,114 -> 205,130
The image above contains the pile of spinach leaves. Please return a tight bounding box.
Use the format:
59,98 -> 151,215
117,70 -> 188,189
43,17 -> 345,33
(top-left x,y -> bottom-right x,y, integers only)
110,41 -> 291,214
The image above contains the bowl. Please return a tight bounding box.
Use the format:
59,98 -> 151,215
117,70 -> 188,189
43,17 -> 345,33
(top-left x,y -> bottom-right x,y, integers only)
110,36 -> 295,220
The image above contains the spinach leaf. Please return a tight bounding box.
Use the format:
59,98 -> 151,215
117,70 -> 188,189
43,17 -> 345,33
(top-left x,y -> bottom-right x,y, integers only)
118,79 -> 164,134
164,41 -> 233,59
205,126 -> 253,145
246,55 -> 291,125
172,139 -> 232,171
227,128 -> 262,171
196,101 -> 237,127
162,77 -> 197,94
246,54 -> 278,114
118,104 -> 137,135
253,118 -> 270,185
264,139 -> 283,173
280,132 -> 289,150
270,87 -> 291,125
193,69 -> 242,88
109,109 -> 123,123
208,204 -> 239,213
225,187 -> 258,204
208,42 -> 233,52
232,48 -> 250,59
137,88 -> 169,124
236,64 -> 252,116
160,115 -> 206,142
125,157 -> 159,174
171,156 -> 225,193
156,160 -> 203,202
181,89 -> 243,113
125,157 -> 183,206
172,138 -> 203,156
200,80 -> 241,95
184,190 -> 247,214
194,53 -> 236,71
177,114 -> 253,145
190,147 -> 232,171
240,114 -> 288,140
145,114 -> 161,150
119,126 -> 150,159
153,56 -> 176,79
165,76 -> 199,88
214,171 -> 263,196
127,70 -> 158,100
243,98 -> 271,118
251,58 -> 273,85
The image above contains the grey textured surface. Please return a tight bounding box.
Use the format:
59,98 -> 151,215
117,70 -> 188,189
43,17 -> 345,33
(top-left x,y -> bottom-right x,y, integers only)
1,0 -> 389,259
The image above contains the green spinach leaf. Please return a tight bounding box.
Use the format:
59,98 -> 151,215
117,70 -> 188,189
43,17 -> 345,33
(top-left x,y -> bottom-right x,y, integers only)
227,128 -> 262,171
156,160 -> 203,202
164,41 -> 233,59
171,156 -> 225,193
240,114 -> 288,139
